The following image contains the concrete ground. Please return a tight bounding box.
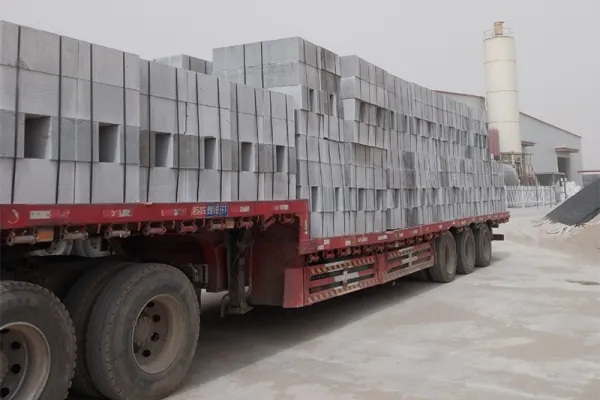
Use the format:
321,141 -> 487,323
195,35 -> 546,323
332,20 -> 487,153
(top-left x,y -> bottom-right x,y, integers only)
170,207 -> 600,400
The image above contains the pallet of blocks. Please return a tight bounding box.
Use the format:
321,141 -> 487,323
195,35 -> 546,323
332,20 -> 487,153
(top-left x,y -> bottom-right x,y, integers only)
213,37 -> 507,237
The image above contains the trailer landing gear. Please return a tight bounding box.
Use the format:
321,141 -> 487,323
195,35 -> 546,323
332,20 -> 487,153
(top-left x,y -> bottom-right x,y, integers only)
221,229 -> 254,317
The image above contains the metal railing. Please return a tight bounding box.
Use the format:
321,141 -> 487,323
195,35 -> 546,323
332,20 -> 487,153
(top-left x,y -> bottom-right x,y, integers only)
506,186 -> 557,208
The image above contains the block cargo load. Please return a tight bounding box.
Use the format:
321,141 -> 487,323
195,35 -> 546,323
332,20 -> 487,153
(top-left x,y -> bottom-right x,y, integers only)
0,21 -> 506,239
0,20 -> 510,400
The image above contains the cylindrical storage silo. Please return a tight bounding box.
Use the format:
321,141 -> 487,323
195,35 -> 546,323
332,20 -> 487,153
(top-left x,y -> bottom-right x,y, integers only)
483,22 -> 521,155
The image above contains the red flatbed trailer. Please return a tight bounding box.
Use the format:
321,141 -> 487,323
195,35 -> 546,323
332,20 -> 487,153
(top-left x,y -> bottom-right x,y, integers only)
0,199 -> 509,399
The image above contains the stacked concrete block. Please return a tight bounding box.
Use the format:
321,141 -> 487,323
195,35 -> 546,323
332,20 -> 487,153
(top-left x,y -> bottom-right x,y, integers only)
214,37 -> 506,237
214,38 -> 350,237
0,21 -> 140,204
1,21 -> 504,237
139,60 -> 296,204
154,54 -> 213,75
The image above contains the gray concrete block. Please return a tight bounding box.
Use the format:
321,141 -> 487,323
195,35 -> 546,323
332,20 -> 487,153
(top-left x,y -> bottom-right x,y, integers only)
221,138 -> 239,171
305,64 -> 319,90
0,21 -> 19,68
343,99 -> 360,121
192,72 -> 218,107
14,69 -> 59,116
262,37 -> 304,65
238,171 -> 258,201
236,83 -> 256,115
258,172 -> 273,201
272,172 -> 288,200
57,117 -> 77,162
218,79 -> 237,111
0,109 -> 22,158
75,119 -> 98,162
308,161 -> 321,186
238,112 -> 258,142
148,61 -> 177,100
197,104 -> 220,138
243,65 -> 263,88
257,144 -> 273,173
270,91 -> 287,119
177,134 -> 199,169
271,118 -> 287,146
244,42 -> 263,67
143,96 -> 177,133
270,85 -> 309,111
221,170 -> 238,202
263,62 -> 305,88
90,45 -> 126,87
198,169 -> 222,201
12,158 -> 60,204
218,109 -> 236,140
19,25 -> 60,75
93,82 -> 124,125
213,45 -> 245,71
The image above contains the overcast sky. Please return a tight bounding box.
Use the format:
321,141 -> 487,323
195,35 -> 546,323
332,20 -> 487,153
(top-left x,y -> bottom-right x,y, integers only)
3,0 -> 599,169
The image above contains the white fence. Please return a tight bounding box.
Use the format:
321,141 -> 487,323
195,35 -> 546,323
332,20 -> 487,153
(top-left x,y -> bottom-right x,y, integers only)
506,186 -> 557,208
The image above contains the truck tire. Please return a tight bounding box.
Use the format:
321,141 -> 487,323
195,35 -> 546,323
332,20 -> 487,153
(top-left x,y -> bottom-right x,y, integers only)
62,260 -> 133,398
72,237 -> 111,258
474,225 -> 492,267
0,281 -> 76,400
86,263 -> 200,400
455,228 -> 476,274
428,232 -> 457,283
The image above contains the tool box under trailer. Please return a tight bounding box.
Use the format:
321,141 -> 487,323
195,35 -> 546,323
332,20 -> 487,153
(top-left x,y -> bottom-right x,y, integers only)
0,199 -> 508,400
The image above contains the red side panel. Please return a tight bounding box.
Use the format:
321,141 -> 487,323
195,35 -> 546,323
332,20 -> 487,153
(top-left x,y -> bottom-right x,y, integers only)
283,268 -> 305,308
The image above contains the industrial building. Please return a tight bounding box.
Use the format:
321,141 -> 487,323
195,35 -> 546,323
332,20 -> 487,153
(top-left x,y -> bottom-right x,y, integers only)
435,90 -> 583,186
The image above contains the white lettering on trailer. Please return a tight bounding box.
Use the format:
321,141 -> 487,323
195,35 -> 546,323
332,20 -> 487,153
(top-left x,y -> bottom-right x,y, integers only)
378,235 -> 388,241
358,237 -> 368,243
30,210 -> 51,220
317,245 -> 324,251
324,239 -> 330,245
239,206 -> 250,213
345,240 -> 351,246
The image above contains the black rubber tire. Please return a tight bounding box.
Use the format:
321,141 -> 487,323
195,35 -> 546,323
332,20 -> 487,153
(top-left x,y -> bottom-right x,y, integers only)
474,224 -> 493,267
86,263 -> 200,400
0,281 -> 76,400
455,228 -> 476,274
63,260 -> 133,398
428,232 -> 457,283
72,238 -> 111,258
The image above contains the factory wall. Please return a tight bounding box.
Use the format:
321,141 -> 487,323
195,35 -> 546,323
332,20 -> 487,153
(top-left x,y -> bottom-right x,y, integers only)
437,91 -> 583,186
520,114 -> 583,186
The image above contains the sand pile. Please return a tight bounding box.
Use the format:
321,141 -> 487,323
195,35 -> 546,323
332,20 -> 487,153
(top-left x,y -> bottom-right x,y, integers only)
532,214 -> 600,261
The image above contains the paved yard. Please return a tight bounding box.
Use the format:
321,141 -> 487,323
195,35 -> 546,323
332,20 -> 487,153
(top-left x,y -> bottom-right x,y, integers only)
170,208 -> 600,400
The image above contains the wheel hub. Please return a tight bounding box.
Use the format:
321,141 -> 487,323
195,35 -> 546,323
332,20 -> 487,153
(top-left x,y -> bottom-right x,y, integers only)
0,324 -> 51,400
132,296 -> 184,375
133,315 -> 152,350
0,350 -> 7,384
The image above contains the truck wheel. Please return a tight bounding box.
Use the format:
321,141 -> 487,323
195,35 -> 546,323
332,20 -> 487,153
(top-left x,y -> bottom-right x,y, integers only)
474,225 -> 492,267
0,281 -> 76,400
86,263 -> 200,400
429,232 -> 457,283
72,237 -> 111,258
455,228 -> 476,274
63,260 -> 133,397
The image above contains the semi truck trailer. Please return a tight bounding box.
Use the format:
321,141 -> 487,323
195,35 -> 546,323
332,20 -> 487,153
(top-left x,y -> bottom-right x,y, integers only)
0,200 -> 508,399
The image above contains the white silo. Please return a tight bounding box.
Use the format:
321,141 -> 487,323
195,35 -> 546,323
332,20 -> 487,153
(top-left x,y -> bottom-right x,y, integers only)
483,22 -> 522,159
